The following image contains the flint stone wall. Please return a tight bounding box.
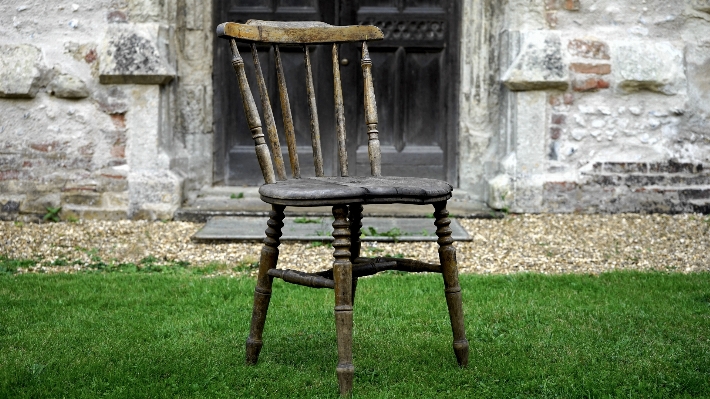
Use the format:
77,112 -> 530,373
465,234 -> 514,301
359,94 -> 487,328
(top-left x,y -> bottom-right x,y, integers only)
0,0 -> 212,221
473,0 -> 710,213
0,0 -> 708,220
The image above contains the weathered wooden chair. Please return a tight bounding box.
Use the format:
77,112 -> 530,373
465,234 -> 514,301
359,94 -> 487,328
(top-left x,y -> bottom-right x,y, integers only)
216,20 -> 468,396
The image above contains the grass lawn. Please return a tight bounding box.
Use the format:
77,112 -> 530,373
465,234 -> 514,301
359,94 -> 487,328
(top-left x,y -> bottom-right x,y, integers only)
1,270 -> 709,398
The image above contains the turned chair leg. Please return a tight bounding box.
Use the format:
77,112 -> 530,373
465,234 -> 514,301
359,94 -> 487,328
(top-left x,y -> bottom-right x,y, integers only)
246,204 -> 285,364
434,201 -> 469,367
332,205 -> 354,395
348,204 -> 363,304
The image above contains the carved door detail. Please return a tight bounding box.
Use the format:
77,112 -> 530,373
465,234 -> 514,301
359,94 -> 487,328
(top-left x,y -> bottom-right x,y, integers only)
213,0 -> 459,185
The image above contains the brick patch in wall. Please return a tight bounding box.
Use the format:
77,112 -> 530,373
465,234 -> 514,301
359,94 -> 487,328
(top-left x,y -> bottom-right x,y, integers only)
549,93 -> 575,107
543,161 -> 710,213
570,63 -> 611,75
0,170 -> 21,181
110,113 -> 126,129
29,141 -> 61,153
568,39 -> 610,60
546,11 -> 558,28
551,114 -> 566,125
563,0 -> 580,11
84,49 -> 97,63
572,77 -> 610,92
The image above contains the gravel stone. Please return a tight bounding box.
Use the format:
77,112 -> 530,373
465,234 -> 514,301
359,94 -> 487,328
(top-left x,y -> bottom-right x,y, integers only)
1,214 -> 708,275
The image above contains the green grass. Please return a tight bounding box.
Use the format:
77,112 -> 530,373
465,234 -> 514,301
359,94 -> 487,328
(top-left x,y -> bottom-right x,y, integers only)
1,271 -> 709,398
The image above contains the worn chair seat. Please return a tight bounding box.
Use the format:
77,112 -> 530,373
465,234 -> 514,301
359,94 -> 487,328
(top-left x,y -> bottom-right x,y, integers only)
259,176 -> 453,206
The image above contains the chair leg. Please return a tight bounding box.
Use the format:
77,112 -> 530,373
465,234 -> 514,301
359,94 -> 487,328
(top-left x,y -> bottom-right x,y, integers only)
434,201 -> 469,367
246,204 -> 285,365
332,205 -> 354,395
348,204 -> 363,304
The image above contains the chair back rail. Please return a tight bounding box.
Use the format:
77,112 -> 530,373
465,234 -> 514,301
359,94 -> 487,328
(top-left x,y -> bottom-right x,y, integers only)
228,39 -> 276,184
273,45 -> 300,179
250,43 -> 287,181
303,45 -> 324,177
220,20 -> 384,184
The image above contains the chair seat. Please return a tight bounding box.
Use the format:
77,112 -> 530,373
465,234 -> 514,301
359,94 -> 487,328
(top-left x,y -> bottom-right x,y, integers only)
259,176 -> 453,206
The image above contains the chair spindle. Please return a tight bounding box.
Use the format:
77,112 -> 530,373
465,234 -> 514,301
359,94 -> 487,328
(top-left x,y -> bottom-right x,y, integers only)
361,42 -> 382,177
274,45 -> 301,179
229,39 -> 276,184
303,45 -> 325,177
251,44 -> 287,181
332,43 -> 348,177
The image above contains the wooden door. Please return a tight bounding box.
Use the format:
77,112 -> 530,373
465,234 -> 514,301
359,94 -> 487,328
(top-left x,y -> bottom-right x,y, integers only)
213,0 -> 459,185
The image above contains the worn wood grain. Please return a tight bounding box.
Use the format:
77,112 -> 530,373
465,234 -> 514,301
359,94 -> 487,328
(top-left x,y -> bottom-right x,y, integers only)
304,45 -> 324,177
251,44 -> 287,181
217,20 -> 384,44
274,45 -> 300,179
434,201 -> 469,368
229,39 -> 276,185
348,203 -> 363,304
258,176 -> 452,206
268,268 -> 335,289
332,44 -> 348,177
332,205 -> 354,396
245,205 -> 285,364
361,42 -> 382,177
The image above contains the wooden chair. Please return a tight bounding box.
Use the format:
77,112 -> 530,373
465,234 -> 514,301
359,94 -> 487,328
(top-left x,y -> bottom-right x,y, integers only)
216,20 -> 468,396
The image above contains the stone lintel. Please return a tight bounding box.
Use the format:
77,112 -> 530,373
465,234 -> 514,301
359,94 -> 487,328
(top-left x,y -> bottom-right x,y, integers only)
502,30 -> 569,92
99,23 -> 176,85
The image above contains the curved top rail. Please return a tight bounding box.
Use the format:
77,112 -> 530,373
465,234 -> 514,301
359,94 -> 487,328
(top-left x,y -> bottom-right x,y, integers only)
217,20 -> 384,44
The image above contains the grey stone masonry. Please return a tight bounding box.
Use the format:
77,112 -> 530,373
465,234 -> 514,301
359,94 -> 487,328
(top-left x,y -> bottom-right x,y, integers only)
1,0 -> 709,219
0,44 -> 44,98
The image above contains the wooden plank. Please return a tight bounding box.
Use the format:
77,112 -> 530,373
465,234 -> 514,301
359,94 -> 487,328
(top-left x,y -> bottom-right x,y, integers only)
217,20 -> 383,44
332,44 -> 348,177
304,45 -> 324,177
228,39 -> 275,185
274,45 -> 300,179
251,44 -> 287,181
361,42 -> 382,177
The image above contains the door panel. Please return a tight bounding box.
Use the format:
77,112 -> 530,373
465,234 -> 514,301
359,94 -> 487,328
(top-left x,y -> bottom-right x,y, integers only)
352,0 -> 456,180
213,0 -> 459,184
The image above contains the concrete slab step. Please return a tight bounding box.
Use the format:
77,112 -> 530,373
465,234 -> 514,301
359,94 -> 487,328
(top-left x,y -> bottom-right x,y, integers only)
192,216 -> 472,242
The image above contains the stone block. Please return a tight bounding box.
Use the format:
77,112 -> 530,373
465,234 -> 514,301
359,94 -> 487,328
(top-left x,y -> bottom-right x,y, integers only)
62,206 -> 128,221
611,41 -> 686,95
128,170 -> 184,220
99,23 -> 175,85
502,31 -> 569,91
48,73 -> 89,98
692,0 -> 710,12
0,44 -> 43,98
61,192 -> 102,206
19,192 -> 61,214
179,85 -> 206,134
1,195 -> 24,219
487,174 -> 513,210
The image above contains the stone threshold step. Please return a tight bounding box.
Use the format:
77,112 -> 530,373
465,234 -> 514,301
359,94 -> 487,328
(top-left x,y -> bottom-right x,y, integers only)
192,216 -> 472,242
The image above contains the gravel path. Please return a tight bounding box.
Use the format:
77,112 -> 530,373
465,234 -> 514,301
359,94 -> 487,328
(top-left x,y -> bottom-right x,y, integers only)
1,214 -> 708,275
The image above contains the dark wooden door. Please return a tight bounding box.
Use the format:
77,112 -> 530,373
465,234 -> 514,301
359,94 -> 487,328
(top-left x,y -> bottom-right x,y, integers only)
213,0 -> 459,185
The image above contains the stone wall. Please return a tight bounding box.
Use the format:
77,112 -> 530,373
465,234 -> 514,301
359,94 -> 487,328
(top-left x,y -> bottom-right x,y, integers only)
1,0 -> 708,220
480,0 -> 710,213
0,0 -> 213,221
